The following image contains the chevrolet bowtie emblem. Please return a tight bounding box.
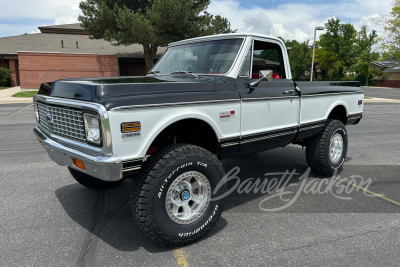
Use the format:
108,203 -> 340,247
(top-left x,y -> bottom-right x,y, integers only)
46,113 -> 53,124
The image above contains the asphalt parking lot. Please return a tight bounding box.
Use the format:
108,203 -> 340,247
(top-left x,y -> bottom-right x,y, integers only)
1,87 -> 399,266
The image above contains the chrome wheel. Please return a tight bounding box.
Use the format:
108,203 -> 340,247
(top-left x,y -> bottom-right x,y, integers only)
329,133 -> 344,164
165,171 -> 211,224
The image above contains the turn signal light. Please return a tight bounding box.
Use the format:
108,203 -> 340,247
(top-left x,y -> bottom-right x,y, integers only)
121,122 -> 141,133
71,158 -> 86,171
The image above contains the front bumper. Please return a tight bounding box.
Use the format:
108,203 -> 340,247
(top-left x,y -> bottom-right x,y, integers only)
33,127 -> 123,182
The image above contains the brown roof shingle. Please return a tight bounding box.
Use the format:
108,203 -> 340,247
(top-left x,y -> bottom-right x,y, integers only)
0,24 -> 166,58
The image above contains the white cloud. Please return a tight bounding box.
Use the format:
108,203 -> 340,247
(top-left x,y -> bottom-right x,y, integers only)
1,0 -> 81,20
0,0 -> 394,40
54,16 -> 79,25
241,11 -> 274,34
0,0 -> 81,36
208,0 -> 393,42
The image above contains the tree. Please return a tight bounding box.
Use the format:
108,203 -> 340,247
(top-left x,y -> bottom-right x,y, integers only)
377,0 -> 400,61
353,25 -> 380,86
79,0 -> 235,71
257,38 -> 311,80
315,18 -> 357,80
286,40 -> 311,80
0,67 -> 12,87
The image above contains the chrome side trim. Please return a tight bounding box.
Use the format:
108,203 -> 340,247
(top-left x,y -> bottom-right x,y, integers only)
220,142 -> 240,147
123,166 -> 142,172
299,124 -> 325,132
34,95 -> 113,155
220,136 -> 241,142
240,130 -> 296,144
122,158 -> 144,172
241,126 -> 295,139
123,158 -> 145,164
111,99 -> 241,111
302,92 -> 364,98
242,96 -> 299,102
348,112 -> 363,118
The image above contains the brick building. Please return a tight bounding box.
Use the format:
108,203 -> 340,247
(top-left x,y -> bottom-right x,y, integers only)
370,61 -> 400,88
0,23 -> 166,89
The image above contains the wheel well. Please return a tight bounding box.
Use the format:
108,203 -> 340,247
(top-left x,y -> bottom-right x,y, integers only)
148,119 -> 219,156
328,105 -> 347,124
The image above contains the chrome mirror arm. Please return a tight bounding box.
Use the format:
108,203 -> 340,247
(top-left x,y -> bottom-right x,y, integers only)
248,70 -> 272,88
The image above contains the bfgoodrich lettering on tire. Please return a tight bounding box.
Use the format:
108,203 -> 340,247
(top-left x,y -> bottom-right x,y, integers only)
305,119 -> 348,176
130,144 -> 226,246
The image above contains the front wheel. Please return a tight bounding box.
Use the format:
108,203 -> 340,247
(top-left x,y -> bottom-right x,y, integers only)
131,144 -> 226,246
306,120 -> 348,176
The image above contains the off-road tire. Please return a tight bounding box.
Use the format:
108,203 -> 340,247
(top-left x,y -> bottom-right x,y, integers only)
131,144 -> 226,247
306,119 -> 348,176
68,167 -> 122,189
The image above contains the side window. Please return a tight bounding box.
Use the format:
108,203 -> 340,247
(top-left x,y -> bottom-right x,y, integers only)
239,47 -> 252,77
251,40 -> 286,79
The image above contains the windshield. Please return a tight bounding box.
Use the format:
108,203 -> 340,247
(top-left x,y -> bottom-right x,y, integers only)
151,38 -> 244,75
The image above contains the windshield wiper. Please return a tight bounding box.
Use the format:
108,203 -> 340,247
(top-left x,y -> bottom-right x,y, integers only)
147,70 -> 160,75
171,70 -> 199,79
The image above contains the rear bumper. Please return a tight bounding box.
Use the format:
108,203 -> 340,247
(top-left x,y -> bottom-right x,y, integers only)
33,127 -> 123,182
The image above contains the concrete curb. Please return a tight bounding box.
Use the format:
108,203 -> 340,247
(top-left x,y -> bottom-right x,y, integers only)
0,86 -> 36,104
362,86 -> 400,90
364,97 -> 400,103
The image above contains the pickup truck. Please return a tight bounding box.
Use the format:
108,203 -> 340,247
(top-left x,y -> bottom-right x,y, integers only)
33,33 -> 364,246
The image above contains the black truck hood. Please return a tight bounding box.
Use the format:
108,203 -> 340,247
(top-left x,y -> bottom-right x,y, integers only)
39,75 -> 238,110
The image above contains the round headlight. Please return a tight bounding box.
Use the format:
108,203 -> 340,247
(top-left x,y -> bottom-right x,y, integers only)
83,113 -> 101,144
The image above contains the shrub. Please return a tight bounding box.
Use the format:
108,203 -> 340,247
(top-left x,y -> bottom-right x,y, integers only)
0,67 -> 12,87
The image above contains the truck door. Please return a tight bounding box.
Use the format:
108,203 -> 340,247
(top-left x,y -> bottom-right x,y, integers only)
236,39 -> 300,155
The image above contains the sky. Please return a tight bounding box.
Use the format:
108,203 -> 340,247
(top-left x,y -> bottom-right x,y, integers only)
0,0 -> 394,43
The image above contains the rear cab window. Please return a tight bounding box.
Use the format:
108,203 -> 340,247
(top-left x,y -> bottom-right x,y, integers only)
239,39 -> 287,79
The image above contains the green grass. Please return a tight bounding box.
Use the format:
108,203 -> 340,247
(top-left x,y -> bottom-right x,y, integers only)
0,86 -> 10,90
364,96 -> 373,99
12,91 -> 38,98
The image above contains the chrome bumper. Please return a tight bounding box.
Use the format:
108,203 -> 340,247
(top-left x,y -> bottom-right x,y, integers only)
33,127 -> 123,182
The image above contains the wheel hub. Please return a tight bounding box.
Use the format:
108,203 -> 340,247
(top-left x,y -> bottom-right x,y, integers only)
165,171 -> 211,225
181,190 -> 190,200
329,133 -> 344,164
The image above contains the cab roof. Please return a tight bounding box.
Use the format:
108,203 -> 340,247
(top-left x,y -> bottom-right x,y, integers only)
168,33 -> 285,47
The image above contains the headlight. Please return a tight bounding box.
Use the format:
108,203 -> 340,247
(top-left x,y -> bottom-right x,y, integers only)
83,113 -> 101,145
34,103 -> 39,122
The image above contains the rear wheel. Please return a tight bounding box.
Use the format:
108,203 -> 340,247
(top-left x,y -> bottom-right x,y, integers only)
306,120 -> 348,176
68,167 -> 122,189
131,144 -> 226,246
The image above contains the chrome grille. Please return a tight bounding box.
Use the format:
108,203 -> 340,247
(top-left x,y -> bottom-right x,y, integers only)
37,102 -> 86,141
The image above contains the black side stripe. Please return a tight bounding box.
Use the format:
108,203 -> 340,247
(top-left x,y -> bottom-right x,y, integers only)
220,136 -> 240,147
348,112 -> 363,119
240,126 -> 297,143
346,112 -> 363,125
123,158 -> 144,172
298,120 -> 326,131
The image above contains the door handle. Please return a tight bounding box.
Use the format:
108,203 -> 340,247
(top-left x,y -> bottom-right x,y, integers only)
283,90 -> 295,94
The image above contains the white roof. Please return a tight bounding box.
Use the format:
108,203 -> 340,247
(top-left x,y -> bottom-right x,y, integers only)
168,33 -> 285,47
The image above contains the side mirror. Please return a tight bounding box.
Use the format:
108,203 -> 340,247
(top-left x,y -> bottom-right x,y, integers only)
249,69 -> 272,88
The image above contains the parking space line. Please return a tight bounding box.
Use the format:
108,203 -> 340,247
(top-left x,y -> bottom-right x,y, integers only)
296,160 -> 400,207
9,104 -> 33,115
334,176 -> 400,207
172,248 -> 191,267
